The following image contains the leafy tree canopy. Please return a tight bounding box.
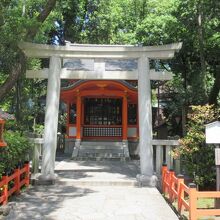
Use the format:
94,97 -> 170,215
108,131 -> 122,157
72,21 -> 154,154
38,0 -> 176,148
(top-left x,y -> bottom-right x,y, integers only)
0,0 -> 219,132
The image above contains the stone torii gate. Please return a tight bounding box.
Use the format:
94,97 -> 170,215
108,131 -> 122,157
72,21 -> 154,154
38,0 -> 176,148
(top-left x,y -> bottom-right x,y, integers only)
19,42 -> 182,186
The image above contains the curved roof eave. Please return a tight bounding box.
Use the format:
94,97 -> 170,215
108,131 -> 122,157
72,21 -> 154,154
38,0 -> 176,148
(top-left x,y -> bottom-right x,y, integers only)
61,80 -> 137,92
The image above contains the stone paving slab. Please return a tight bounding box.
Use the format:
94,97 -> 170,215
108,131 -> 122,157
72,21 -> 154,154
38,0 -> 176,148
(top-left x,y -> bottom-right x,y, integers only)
55,160 -> 140,186
5,185 -> 178,220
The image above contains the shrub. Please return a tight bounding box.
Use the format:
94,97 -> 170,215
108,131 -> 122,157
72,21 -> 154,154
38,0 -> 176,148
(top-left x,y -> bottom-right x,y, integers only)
0,130 -> 32,178
172,105 -> 219,189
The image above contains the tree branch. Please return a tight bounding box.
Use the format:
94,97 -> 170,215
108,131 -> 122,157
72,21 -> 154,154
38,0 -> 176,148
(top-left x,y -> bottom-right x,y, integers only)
0,0 -> 57,102
26,0 -> 57,40
37,0 -> 57,23
0,50 -> 26,101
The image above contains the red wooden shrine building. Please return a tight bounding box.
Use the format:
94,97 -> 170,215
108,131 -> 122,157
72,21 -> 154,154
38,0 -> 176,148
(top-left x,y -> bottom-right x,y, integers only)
61,80 -> 138,143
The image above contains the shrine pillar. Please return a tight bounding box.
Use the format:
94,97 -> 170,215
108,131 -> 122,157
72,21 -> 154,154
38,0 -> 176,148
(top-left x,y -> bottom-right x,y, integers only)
72,94 -> 81,157
122,94 -> 128,141
122,95 -> 129,158
76,94 -> 81,140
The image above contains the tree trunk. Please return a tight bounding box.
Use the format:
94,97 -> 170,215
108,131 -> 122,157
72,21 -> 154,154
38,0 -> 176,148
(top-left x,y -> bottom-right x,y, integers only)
197,1 -> 207,97
26,0 -> 57,40
209,71 -> 220,105
15,78 -> 22,121
0,50 -> 26,101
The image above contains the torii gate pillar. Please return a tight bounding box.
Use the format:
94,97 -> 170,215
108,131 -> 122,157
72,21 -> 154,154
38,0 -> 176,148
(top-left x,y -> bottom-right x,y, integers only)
39,56 -> 61,182
137,55 -> 157,186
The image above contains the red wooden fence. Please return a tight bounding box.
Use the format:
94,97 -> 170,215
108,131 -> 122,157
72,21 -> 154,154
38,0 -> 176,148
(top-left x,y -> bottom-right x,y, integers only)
0,162 -> 30,205
162,164 -> 220,220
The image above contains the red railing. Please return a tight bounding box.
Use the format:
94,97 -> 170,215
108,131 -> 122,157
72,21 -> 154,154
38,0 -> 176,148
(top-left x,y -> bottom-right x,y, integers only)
0,162 -> 30,205
162,164 -> 220,220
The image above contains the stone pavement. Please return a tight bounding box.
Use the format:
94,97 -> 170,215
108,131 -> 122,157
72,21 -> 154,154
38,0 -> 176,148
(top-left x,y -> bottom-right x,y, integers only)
4,159 -> 179,220
55,159 -> 140,186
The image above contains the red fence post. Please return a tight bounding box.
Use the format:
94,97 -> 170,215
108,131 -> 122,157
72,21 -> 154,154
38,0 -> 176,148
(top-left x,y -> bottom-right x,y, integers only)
14,168 -> 21,194
177,174 -> 184,213
162,164 -> 168,193
164,170 -> 170,194
0,164 -> 30,205
169,169 -> 175,202
24,162 -> 30,187
2,175 -> 8,205
189,183 -> 198,220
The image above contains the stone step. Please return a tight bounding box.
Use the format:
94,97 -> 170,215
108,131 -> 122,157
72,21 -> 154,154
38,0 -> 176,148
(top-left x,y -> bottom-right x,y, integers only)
57,178 -> 138,187
72,157 -> 128,161
72,141 -> 129,161
80,145 -> 124,150
80,141 -> 123,147
79,148 -> 124,154
78,152 -> 124,158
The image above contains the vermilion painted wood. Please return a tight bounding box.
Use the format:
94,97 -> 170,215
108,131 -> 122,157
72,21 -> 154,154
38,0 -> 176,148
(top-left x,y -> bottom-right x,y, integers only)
178,182 -> 190,212
161,165 -> 168,193
61,80 -> 137,102
0,142 -> 7,147
0,163 -> 30,206
122,96 -> 128,140
177,177 -> 185,212
76,95 -> 81,139
66,101 -> 71,139
0,177 -> 6,204
61,80 -> 139,140
0,118 -> 7,147
2,178 -> 8,205
161,165 -> 220,220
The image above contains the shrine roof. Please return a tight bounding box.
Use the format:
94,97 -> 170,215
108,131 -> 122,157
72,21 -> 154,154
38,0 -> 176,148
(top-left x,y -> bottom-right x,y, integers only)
61,80 -> 137,91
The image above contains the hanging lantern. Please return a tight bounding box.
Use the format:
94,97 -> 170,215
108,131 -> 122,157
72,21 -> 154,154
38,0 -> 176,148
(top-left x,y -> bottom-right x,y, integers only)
0,118 -> 7,147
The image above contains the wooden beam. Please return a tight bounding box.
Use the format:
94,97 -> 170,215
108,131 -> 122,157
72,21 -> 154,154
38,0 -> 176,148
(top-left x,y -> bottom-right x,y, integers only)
26,69 -> 173,81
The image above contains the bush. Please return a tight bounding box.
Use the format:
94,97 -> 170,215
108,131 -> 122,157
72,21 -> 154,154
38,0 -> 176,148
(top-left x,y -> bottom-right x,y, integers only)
0,130 -> 32,178
172,105 -> 219,190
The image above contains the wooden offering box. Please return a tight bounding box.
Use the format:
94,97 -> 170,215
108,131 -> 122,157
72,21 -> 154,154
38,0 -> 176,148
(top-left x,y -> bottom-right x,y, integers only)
0,118 -> 7,147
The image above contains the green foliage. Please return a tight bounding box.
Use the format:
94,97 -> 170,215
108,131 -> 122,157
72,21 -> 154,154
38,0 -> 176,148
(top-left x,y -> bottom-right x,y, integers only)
172,105 -> 219,189
1,0 -> 219,124
0,130 -> 32,178
0,0 -> 58,135
163,75 -> 186,117
172,0 -> 219,103
61,0 -> 219,106
33,124 -> 44,135
136,0 -> 178,45
4,120 -> 18,131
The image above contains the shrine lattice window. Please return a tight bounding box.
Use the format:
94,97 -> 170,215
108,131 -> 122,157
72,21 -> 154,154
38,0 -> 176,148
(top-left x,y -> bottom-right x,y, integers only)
128,104 -> 137,125
69,104 -> 76,124
84,98 -> 122,125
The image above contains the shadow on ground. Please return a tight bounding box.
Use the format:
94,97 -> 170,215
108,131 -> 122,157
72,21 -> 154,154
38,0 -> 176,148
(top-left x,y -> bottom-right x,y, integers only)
5,153 -> 140,219
6,183 -> 96,220
55,159 -> 140,181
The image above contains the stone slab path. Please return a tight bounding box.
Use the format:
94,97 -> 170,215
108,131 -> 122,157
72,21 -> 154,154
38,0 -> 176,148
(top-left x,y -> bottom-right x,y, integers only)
55,160 -> 140,186
4,159 -> 179,220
